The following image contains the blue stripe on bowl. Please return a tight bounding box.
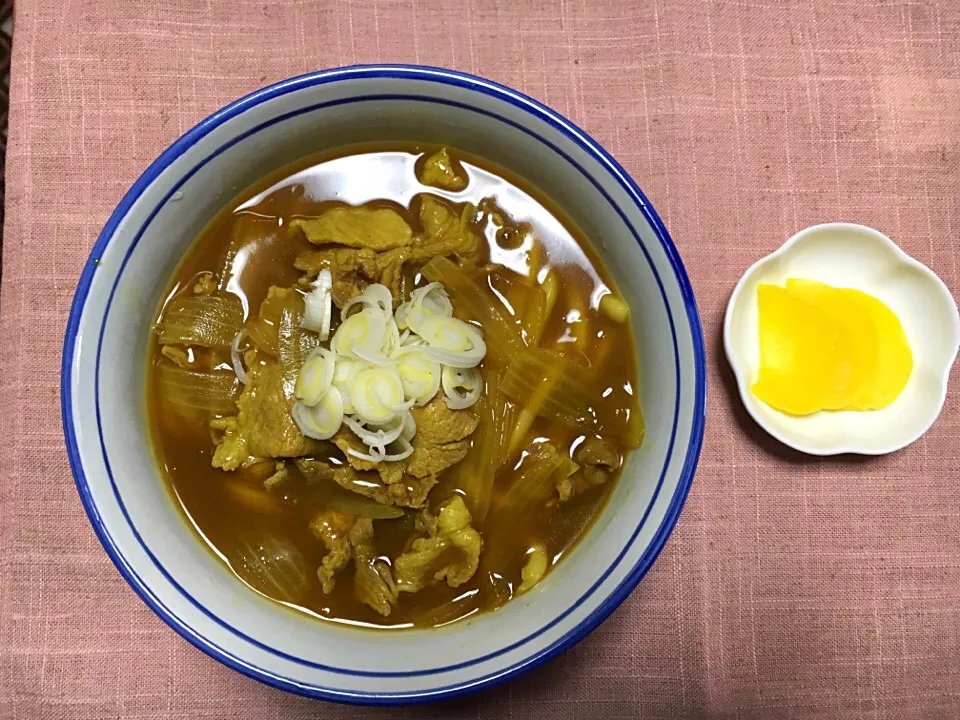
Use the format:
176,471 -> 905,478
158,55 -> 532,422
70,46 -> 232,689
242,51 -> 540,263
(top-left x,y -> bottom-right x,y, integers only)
61,65 -> 706,705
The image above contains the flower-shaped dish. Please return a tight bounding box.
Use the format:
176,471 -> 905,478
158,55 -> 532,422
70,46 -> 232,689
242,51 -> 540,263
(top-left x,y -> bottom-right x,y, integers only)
724,223 -> 960,455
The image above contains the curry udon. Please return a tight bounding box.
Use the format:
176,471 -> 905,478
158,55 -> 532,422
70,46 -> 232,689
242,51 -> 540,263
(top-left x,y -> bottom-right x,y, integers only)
148,145 -> 642,628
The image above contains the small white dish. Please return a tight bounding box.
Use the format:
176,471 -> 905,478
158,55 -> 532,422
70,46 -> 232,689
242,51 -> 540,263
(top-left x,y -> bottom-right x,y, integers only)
724,223 -> 960,456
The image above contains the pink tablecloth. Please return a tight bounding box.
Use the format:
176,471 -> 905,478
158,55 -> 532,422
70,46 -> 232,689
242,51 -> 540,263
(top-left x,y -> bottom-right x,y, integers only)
3,1 -> 960,718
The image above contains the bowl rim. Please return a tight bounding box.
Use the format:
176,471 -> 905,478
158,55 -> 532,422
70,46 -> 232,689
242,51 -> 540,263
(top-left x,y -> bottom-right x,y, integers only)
723,221 -> 960,456
60,64 -> 707,704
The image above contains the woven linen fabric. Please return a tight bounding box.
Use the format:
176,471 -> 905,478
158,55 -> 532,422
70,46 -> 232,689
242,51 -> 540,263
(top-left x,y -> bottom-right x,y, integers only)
3,1 -> 960,718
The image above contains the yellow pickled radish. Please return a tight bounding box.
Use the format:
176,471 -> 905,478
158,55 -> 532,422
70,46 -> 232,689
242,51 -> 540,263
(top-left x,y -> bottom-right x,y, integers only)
783,279 -> 912,409
784,278 -> 879,408
845,290 -> 912,408
751,284 -> 854,415
751,279 -> 912,415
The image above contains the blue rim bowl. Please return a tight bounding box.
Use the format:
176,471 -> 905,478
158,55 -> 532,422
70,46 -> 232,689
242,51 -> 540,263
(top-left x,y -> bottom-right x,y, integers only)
61,65 -> 706,704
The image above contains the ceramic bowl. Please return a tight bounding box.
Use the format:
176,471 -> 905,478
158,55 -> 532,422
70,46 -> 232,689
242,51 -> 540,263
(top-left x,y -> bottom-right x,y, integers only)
725,223 -> 960,455
61,66 -> 706,704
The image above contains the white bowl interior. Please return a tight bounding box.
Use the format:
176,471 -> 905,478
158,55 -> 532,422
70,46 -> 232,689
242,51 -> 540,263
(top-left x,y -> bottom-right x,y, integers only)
725,223 -> 960,455
66,70 -> 702,701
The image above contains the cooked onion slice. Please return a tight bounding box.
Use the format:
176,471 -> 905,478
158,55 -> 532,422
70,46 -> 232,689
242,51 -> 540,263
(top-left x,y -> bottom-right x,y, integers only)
230,532 -> 310,603
421,256 -> 523,365
295,347 -> 337,406
442,366 -> 483,409
292,387 -> 344,440
158,293 -> 244,348
156,363 -> 240,415
320,491 -> 405,520
301,269 -> 333,340
231,330 -> 249,384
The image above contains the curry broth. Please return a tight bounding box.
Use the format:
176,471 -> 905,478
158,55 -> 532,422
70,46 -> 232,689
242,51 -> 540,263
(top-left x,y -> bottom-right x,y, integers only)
148,144 -> 640,628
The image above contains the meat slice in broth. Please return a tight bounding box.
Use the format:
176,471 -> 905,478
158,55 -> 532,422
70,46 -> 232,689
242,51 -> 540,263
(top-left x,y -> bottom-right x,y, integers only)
211,359 -> 326,470
394,496 -> 482,594
290,206 -> 413,252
